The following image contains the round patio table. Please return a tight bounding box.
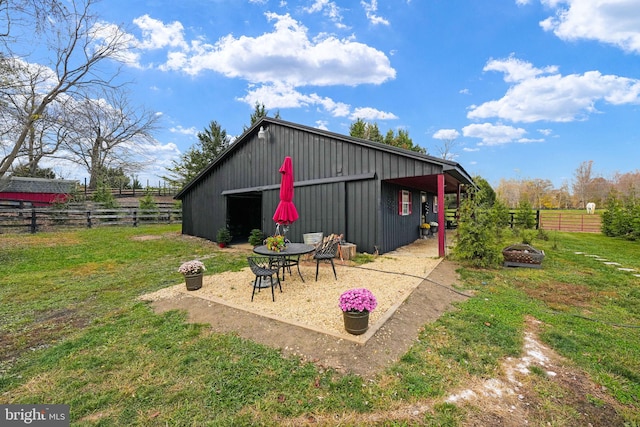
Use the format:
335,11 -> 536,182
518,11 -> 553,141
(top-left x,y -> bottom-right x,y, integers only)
253,243 -> 315,282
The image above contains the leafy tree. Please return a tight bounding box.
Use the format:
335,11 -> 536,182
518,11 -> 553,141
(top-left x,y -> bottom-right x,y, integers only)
474,176 -> 496,208
490,199 -> 511,240
242,102 -> 280,132
11,165 -> 56,179
349,119 -> 383,142
514,200 -> 536,229
350,119 -> 425,153
451,187 -> 501,268
602,191 -> 640,240
164,121 -> 230,187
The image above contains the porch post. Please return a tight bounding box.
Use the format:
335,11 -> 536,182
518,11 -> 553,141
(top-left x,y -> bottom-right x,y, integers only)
438,174 -> 445,257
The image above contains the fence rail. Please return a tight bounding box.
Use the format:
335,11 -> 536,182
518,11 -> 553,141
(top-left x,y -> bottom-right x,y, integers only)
539,211 -> 601,233
0,207 -> 182,234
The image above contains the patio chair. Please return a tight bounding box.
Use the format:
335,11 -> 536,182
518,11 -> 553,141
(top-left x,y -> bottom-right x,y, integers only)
248,256 -> 282,302
314,237 -> 340,281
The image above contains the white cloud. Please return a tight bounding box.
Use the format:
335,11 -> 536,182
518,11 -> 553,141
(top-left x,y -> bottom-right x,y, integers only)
236,78 -> 397,121
315,120 -> 330,130
463,147 -> 480,152
432,129 -> 460,140
361,0 -> 390,26
133,15 -> 188,50
304,0 -> 346,28
515,0 -> 532,5
349,107 -> 398,121
539,0 -> 640,54
468,57 -> 640,123
462,123 -> 527,146
484,55 -> 558,83
169,125 -> 198,136
538,128 -> 553,136
132,13 -> 395,88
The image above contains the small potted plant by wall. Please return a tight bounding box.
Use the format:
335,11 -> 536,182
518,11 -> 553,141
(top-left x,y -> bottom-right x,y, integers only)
339,288 -> 378,335
178,260 -> 206,291
216,227 -> 232,248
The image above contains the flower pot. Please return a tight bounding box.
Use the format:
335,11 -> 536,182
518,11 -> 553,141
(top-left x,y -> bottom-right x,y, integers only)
343,310 -> 370,335
218,242 -> 226,248
184,273 -> 203,291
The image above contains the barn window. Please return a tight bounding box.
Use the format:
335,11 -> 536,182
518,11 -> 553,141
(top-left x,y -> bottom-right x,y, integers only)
399,190 -> 412,216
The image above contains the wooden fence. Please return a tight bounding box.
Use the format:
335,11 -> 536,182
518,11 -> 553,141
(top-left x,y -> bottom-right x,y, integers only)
539,211 -> 601,233
0,206 -> 182,234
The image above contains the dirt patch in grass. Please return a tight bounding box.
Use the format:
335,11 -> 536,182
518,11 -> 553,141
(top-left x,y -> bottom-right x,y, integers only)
514,280 -> 596,310
0,309 -> 90,369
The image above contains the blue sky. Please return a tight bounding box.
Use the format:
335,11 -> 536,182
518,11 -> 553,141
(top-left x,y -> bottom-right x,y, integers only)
81,0 -> 639,188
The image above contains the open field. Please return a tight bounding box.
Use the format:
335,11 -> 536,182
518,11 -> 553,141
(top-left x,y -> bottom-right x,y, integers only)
1,225 -> 638,425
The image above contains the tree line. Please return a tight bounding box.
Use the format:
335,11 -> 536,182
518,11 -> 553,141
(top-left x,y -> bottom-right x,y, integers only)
495,160 -> 640,210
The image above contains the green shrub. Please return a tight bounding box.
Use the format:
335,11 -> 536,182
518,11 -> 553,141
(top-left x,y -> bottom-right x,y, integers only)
248,229 -> 264,246
139,191 -> 159,222
451,191 -> 501,268
514,200 -> 536,229
602,191 -> 640,240
216,227 -> 232,245
91,182 -> 119,209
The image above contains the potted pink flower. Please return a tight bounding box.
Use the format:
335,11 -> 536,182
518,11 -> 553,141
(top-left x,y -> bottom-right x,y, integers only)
178,260 -> 206,291
339,288 -> 377,335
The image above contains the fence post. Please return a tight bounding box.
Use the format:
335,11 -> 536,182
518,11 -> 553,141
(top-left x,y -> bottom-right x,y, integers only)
535,210 -> 540,229
30,208 -> 37,233
167,208 -> 171,224
87,211 -> 92,228
133,210 -> 138,227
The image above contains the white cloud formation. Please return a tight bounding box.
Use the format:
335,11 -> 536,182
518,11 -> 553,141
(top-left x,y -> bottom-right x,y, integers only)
239,82 -> 397,120
462,123 -> 528,146
133,15 -> 188,50
169,125 -> 198,136
304,0 -> 346,28
361,0 -> 390,26
350,107 -> 398,121
432,129 -> 460,140
132,12 -> 395,87
468,57 -> 640,123
539,0 -> 640,54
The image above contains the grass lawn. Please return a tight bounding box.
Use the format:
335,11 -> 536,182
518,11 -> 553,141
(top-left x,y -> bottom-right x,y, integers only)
1,225 -> 638,425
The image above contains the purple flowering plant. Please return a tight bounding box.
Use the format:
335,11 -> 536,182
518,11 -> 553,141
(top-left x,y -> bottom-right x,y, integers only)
339,288 -> 377,313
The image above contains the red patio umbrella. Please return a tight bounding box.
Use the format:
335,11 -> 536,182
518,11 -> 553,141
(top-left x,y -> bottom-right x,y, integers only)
272,156 -> 299,228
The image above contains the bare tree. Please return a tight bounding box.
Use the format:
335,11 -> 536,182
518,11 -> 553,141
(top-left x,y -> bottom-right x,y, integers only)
432,129 -> 460,160
61,88 -> 159,188
0,59 -> 69,176
572,160 -> 594,209
0,0 -> 131,179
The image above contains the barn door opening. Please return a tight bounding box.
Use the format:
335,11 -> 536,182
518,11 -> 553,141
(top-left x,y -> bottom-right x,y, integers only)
227,192 -> 262,243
